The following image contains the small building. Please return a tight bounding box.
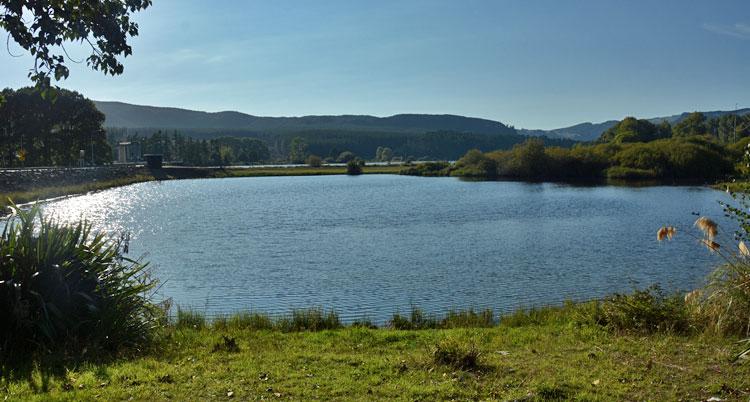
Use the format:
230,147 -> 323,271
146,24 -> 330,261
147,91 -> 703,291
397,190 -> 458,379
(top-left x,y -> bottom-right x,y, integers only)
116,142 -> 141,163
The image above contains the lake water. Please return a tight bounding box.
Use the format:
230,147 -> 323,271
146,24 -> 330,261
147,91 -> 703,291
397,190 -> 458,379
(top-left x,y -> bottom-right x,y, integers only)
33,175 -> 733,322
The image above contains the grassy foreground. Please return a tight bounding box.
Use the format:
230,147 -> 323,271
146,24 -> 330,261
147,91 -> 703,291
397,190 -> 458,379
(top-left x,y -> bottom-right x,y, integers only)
3,317 -> 748,401
0,165 -> 403,210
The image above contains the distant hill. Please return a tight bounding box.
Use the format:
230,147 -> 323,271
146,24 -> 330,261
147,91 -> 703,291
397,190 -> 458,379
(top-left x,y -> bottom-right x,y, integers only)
521,109 -> 750,142
93,101 -> 517,136
94,101 -> 750,156
519,121 -> 619,141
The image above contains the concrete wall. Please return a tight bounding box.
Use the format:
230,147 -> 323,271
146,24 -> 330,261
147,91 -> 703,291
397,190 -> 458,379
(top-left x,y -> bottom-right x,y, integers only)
0,166 -> 141,193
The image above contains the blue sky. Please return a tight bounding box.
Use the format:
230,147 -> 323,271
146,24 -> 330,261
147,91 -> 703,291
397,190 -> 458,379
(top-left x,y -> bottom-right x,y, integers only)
1,0 -> 749,129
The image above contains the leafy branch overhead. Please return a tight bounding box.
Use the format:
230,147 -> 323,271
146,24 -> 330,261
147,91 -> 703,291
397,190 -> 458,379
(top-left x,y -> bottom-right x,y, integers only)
0,0 -> 152,92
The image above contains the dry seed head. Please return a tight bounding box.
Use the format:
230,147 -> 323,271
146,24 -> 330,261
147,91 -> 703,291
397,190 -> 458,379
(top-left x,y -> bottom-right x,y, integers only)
694,217 -> 718,239
700,239 -> 721,253
740,241 -> 750,257
656,226 -> 677,241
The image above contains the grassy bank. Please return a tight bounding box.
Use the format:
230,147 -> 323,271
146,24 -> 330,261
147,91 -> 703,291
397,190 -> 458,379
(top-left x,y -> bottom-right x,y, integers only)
4,306 -> 749,401
0,165 -> 403,210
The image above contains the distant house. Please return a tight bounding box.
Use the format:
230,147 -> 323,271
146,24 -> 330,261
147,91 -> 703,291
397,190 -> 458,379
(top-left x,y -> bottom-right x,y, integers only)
116,142 -> 141,163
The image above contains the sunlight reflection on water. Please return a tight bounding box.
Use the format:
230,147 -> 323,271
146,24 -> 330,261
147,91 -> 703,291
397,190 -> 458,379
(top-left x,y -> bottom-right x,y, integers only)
27,175 -> 735,323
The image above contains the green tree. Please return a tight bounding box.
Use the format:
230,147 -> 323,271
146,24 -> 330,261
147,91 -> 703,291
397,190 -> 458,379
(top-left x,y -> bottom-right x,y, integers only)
673,112 -> 708,137
307,154 -> 322,167
599,117 -> 670,143
346,158 -> 362,175
0,87 -> 109,166
289,136 -> 308,163
337,151 -> 356,163
0,0 -> 152,94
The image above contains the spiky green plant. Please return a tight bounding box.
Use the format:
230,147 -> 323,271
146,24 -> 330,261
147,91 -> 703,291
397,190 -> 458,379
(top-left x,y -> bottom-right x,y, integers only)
0,204 -> 159,361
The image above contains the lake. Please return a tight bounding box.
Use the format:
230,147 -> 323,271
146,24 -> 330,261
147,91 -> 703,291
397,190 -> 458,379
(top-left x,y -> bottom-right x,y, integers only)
34,175 -> 733,322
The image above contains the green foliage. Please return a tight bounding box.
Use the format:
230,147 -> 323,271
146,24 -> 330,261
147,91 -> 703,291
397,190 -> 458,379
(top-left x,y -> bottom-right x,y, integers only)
399,161 -> 451,177
389,307 -> 494,330
212,312 -> 274,331
275,308 -> 342,332
112,131 -> 271,166
596,285 -> 691,335
346,159 -> 363,175
175,309 -> 207,330
599,117 -> 670,143
452,136 -> 732,182
673,112 -> 708,137
431,336 -> 481,370
306,154 -> 322,167
0,0 -> 151,88
288,136 -> 308,163
0,87 -> 111,166
452,149 -> 497,177
605,166 -> 658,180
0,205 -> 159,361
336,151 -> 356,163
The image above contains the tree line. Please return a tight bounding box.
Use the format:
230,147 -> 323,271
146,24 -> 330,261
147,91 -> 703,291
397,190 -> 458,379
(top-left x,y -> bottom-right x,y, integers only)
415,112 -> 749,182
0,87 -> 110,167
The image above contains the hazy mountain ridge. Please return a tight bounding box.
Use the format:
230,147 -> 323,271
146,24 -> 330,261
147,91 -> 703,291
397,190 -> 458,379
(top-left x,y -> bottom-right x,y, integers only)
95,101 -> 750,143
94,101 -> 516,136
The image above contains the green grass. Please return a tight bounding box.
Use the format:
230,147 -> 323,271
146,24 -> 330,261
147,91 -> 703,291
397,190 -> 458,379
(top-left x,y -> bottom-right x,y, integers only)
3,307 -> 749,401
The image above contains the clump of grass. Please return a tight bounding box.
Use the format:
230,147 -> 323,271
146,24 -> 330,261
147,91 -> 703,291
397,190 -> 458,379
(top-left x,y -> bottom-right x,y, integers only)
214,312 -> 274,331
350,318 -> 378,329
441,309 -> 495,328
389,307 -> 439,330
431,336 -> 481,370
276,308 -> 342,332
0,204 -> 160,361
500,301 -> 598,327
597,285 -> 691,334
175,309 -> 206,330
390,307 -> 496,330
657,214 -> 750,336
211,335 -> 240,353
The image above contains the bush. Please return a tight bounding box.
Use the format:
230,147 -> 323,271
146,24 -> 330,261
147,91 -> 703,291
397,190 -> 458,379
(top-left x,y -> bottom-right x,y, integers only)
597,285 -> 691,334
346,159 -> 363,175
432,336 -> 481,370
0,205 -> 159,361
605,166 -> 658,180
306,154 -> 322,168
399,161 -> 451,177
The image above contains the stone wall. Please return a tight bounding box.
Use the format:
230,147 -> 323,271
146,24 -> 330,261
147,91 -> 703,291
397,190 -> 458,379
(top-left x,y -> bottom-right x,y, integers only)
0,166 -> 142,192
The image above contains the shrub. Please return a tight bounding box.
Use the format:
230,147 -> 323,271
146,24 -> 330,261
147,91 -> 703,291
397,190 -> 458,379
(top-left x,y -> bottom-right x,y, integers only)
306,154 -> 322,167
399,161 -> 451,177
605,166 -> 658,180
656,211 -> 750,336
597,285 -> 691,334
346,159 -> 363,175
432,336 -> 481,370
0,205 -> 159,361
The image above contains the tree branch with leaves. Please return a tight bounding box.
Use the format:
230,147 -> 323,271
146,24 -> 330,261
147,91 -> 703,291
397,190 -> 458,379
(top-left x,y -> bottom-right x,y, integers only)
1,0 -> 152,98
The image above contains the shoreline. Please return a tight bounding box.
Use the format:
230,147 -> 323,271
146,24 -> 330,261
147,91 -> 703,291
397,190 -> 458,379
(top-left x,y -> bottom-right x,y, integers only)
1,163 -> 731,215
0,165 -> 404,213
